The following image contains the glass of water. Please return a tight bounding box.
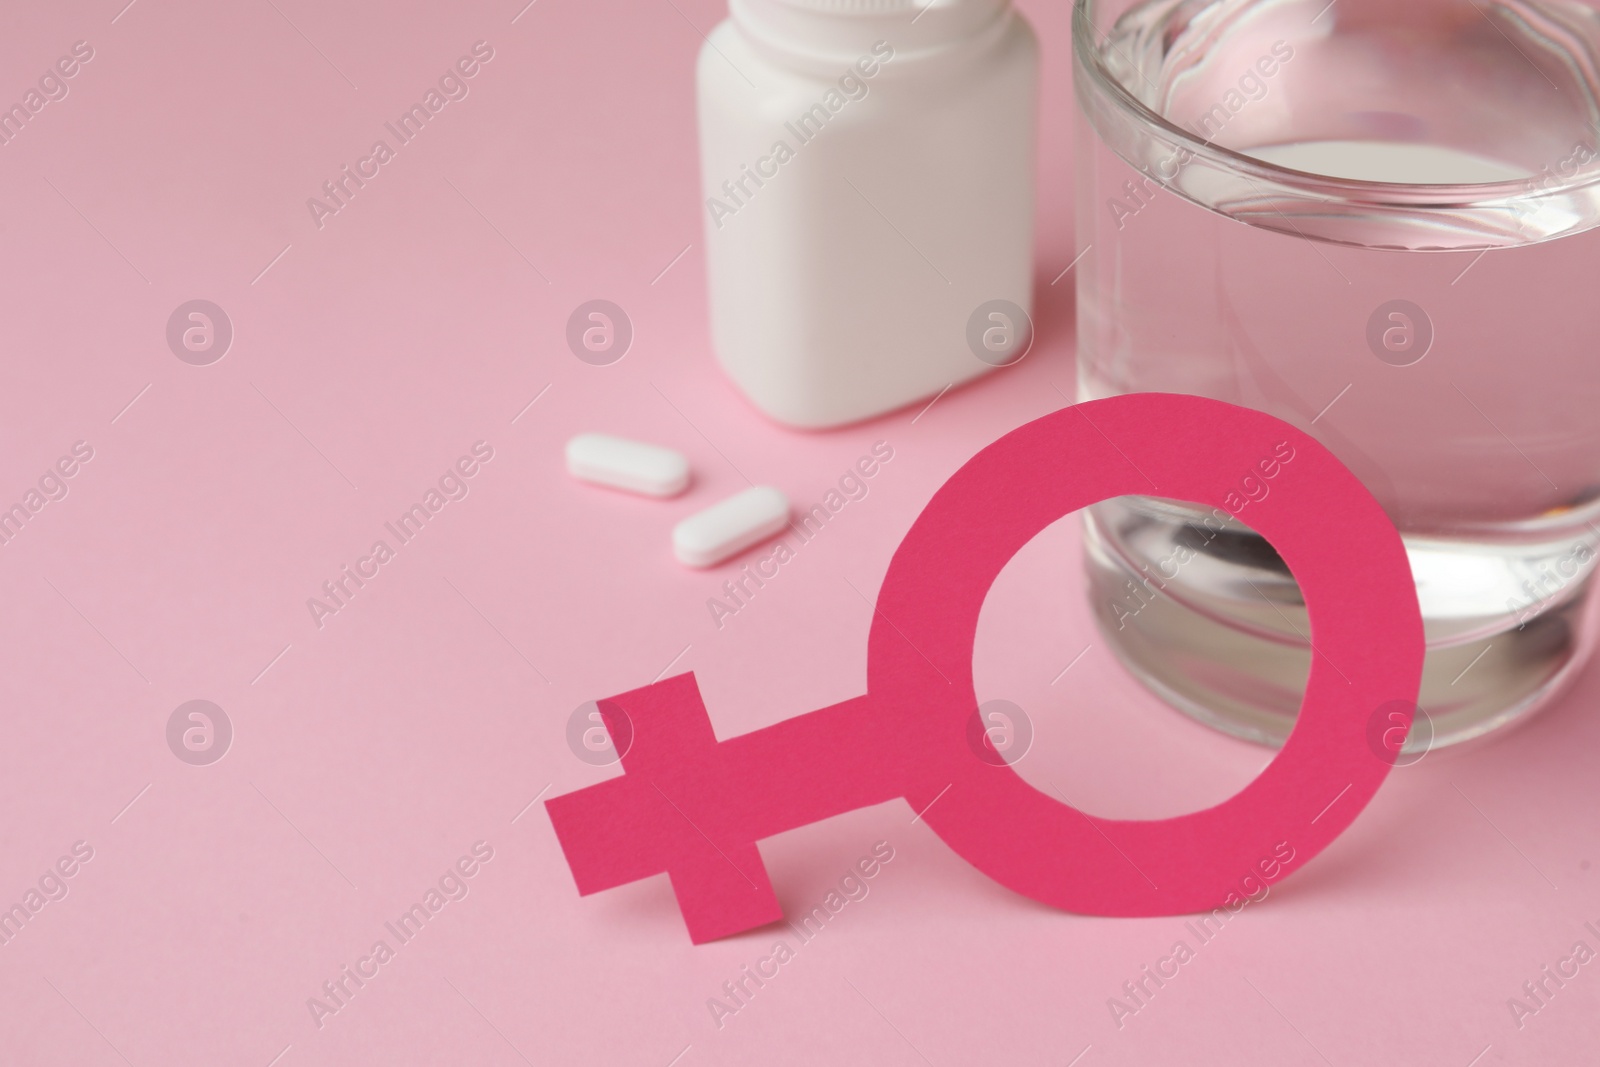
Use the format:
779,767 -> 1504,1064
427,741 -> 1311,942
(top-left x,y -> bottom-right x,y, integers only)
1073,0 -> 1600,751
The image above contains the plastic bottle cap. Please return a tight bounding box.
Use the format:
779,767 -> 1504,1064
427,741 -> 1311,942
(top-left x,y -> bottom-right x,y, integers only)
731,0 -> 1010,65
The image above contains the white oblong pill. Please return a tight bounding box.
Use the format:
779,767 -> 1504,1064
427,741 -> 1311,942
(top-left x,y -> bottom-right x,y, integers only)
566,433 -> 691,498
672,486 -> 790,568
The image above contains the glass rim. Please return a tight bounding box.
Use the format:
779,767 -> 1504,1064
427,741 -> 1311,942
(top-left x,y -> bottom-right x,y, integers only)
1071,0 -> 1600,207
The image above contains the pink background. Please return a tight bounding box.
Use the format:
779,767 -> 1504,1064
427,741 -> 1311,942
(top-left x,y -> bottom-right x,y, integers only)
1,0 -> 1596,1063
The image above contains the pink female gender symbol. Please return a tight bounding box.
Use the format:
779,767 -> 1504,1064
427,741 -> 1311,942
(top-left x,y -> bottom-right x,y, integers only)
546,394 -> 1424,943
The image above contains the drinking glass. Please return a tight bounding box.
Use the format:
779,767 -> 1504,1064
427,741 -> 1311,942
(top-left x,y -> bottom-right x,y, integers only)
1073,0 -> 1600,750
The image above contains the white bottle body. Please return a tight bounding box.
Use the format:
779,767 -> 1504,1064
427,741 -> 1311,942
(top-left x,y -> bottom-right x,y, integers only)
697,3 -> 1038,429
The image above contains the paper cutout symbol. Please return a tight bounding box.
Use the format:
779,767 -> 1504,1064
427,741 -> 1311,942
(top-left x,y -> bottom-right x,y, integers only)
546,394 -> 1424,943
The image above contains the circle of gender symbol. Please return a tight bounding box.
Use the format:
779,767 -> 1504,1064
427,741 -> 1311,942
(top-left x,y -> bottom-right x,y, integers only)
546,394 -> 1425,943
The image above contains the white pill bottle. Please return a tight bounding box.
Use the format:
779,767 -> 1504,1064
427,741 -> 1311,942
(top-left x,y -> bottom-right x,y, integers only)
696,0 -> 1038,429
